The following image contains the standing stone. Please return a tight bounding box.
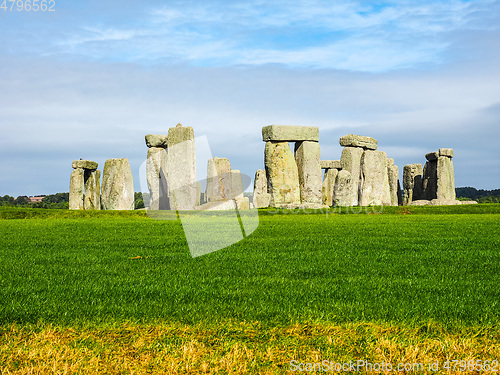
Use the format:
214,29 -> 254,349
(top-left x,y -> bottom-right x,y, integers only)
340,147 -> 364,206
230,170 -> 244,199
334,170 -> 353,207
69,168 -> 85,210
439,148 -> 454,158
206,157 -> 232,202
166,123 -> 196,210
360,150 -> 391,206
146,147 -> 168,210
264,141 -> 301,207
84,169 -> 101,210
101,158 -> 134,210
387,160 -> 400,207
437,152 -> 455,200
252,169 -> 271,208
294,141 -> 322,205
322,168 -> 339,207
235,197 -> 250,210
196,181 -> 201,206
422,157 -> 438,201
403,164 -> 423,205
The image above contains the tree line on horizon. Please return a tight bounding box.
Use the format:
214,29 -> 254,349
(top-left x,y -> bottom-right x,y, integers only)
0,192 -> 145,209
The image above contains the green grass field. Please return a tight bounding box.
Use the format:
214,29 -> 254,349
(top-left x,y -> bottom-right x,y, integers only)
1,205 -> 500,373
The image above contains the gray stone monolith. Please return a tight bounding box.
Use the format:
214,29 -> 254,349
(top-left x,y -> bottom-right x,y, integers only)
334,170 -> 352,207
264,141 -> 301,207
252,169 -> 271,208
320,160 -> 341,169
340,147 -> 364,206
422,157 -> 438,200
294,141 -> 322,206
235,197 -> 250,210
322,168 -> 339,207
403,164 -> 423,205
69,168 -> 85,210
339,134 -> 378,150
72,160 -> 98,170
146,147 -> 168,210
206,157 -> 232,202
262,125 -> 319,142
231,170 -> 244,199
166,123 -> 196,210
387,162 -> 400,207
360,150 -> 391,206
196,181 -> 201,206
437,153 -> 455,200
145,134 -> 168,148
84,169 -> 101,210
101,158 -> 134,210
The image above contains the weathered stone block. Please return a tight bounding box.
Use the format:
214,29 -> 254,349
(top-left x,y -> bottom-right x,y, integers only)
235,197 -> 250,210
410,200 -> 431,206
168,124 -> 195,146
461,200 -> 478,205
196,200 -> 236,211
360,150 -> 391,206
339,134 -> 377,150
322,168 -> 338,207
231,170 -> 244,199
253,193 -> 271,208
425,152 -> 439,161
84,169 -> 101,210
69,168 -> 85,210
265,141 -> 301,207
72,160 -> 98,170
439,148 -> 454,158
388,164 -> 400,206
422,159 -> 438,200
206,157 -> 231,202
403,163 -> 423,205
146,147 -> 168,210
320,160 -> 341,170
252,169 -> 271,208
262,125 -> 319,142
429,198 -> 461,206
101,158 -> 134,210
145,134 -> 168,148
340,147 -> 364,206
436,156 -> 455,200
167,124 -> 196,210
334,170 -> 352,206
295,141 -> 322,205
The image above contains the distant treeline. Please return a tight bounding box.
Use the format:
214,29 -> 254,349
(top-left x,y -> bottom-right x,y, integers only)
456,187 -> 500,203
0,193 -> 69,209
0,192 -> 145,209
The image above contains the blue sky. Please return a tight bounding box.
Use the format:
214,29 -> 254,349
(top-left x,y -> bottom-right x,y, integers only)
1,0 -> 499,196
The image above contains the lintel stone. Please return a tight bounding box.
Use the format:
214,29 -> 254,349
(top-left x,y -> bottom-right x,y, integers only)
439,148 -> 454,158
339,134 -> 377,150
425,152 -> 439,161
145,134 -> 168,148
72,160 -> 98,170
320,160 -> 341,170
262,125 -> 319,142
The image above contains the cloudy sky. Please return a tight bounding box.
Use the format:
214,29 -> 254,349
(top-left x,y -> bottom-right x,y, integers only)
1,0 -> 499,197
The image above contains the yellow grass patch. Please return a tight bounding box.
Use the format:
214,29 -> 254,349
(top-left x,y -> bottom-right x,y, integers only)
0,321 -> 499,374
